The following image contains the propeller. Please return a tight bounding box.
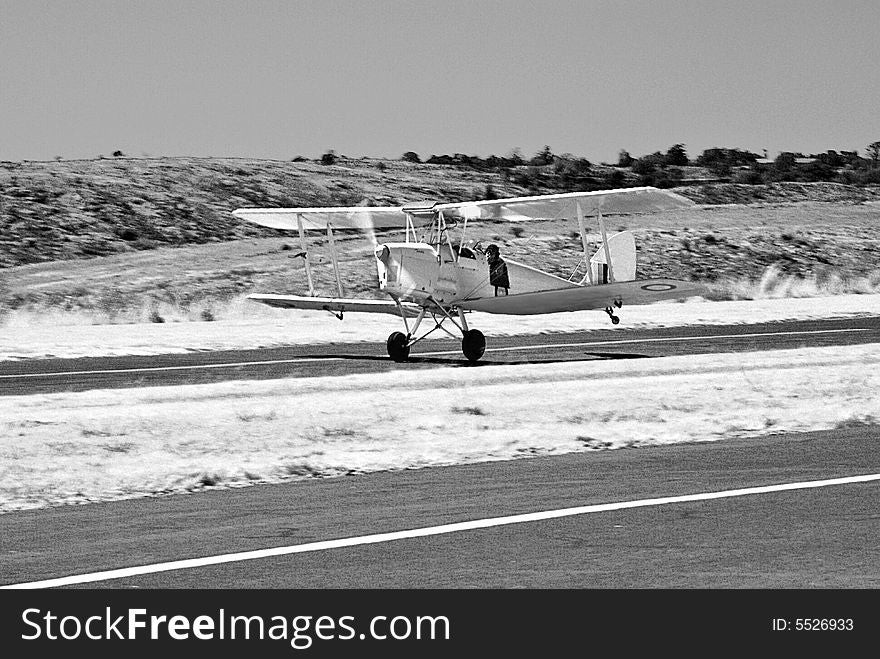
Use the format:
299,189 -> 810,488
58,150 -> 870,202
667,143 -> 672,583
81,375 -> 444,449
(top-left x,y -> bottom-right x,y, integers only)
353,197 -> 380,248
350,199 -> 388,286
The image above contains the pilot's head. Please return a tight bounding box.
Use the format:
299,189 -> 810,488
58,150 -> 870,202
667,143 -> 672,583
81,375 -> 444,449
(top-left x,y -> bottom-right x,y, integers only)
486,244 -> 500,258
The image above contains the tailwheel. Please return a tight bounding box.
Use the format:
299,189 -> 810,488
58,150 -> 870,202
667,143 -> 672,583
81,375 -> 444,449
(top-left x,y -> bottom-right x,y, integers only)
386,331 -> 411,362
604,306 -> 620,325
461,329 -> 486,362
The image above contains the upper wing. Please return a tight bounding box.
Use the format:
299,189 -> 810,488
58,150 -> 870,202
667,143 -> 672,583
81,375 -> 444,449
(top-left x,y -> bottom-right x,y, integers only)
248,294 -> 422,317
437,186 -> 695,221
233,187 -> 694,230
458,279 -> 706,315
232,207 -> 407,231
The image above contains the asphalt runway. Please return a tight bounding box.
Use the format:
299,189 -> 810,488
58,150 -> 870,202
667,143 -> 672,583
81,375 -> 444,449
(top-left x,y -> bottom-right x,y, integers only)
1,427 -> 878,588
1,316 -> 878,395
1,315 -> 878,588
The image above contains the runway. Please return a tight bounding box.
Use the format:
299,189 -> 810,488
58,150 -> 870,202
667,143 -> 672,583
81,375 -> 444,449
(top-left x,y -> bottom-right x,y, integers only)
1,315 -> 878,589
1,427 -> 878,588
1,317 -> 878,395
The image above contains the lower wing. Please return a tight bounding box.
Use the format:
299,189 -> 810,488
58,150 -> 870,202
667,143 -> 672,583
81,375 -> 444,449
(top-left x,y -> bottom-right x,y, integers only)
457,279 -> 706,315
248,294 -> 422,317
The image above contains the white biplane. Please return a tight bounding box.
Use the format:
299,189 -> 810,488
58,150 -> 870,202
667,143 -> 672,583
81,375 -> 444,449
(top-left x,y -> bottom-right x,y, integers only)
233,186 -> 705,362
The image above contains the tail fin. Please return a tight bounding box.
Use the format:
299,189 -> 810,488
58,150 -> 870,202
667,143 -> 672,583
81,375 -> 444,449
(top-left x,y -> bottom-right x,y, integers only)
590,231 -> 636,283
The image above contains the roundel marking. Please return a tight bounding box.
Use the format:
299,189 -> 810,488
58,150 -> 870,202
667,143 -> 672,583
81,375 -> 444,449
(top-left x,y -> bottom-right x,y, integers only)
641,283 -> 677,291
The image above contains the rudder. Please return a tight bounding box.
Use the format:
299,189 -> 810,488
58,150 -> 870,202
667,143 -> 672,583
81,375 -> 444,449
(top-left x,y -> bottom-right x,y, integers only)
590,231 -> 636,283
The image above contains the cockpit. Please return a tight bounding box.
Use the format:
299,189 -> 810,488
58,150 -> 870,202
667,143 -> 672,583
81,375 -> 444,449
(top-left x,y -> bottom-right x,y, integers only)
451,241 -> 484,260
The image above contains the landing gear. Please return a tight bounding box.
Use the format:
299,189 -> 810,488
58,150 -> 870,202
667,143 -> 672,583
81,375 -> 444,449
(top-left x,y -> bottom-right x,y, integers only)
386,331 -> 411,361
386,302 -> 487,363
605,306 -> 620,325
461,329 -> 486,363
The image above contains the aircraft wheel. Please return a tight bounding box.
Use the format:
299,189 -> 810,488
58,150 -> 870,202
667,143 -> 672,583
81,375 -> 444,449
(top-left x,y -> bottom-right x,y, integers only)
386,331 -> 410,362
610,315 -> 620,325
461,329 -> 486,362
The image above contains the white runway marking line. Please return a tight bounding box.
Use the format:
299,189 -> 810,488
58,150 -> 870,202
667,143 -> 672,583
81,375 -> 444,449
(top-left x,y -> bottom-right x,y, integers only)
416,328 -> 873,356
0,357 -> 343,379
4,473 -> 879,589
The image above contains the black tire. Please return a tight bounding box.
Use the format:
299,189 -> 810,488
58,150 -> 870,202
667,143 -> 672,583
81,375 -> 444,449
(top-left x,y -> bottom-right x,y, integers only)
461,329 -> 486,362
611,316 -> 620,325
386,331 -> 410,362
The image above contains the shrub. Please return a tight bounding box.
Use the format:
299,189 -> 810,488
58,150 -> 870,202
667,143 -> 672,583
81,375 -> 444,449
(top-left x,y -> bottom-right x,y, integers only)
733,169 -> 763,185
774,152 -> 797,172
631,158 -> 657,176
665,143 -> 688,166
553,156 -> 593,190
867,141 -> 880,167
796,161 -> 836,182
855,168 -> 880,184
605,169 -> 626,187
512,167 -> 544,191
320,150 -> 337,165
426,154 -> 453,165
529,145 -> 555,166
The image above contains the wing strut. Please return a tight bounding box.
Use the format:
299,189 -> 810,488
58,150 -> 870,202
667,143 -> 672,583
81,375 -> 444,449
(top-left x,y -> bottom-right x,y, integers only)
575,201 -> 594,285
598,211 -> 615,283
404,212 -> 417,243
326,223 -> 344,297
296,212 -> 316,297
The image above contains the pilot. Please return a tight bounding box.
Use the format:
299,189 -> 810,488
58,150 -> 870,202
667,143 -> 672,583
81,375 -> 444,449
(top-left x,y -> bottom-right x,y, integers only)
486,243 -> 510,296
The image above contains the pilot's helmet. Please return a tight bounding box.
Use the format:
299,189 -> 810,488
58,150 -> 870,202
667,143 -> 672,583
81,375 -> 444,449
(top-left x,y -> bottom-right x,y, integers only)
486,243 -> 499,255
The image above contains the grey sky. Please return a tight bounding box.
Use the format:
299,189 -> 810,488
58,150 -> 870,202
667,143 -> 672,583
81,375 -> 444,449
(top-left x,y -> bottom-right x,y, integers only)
1,0 -> 877,163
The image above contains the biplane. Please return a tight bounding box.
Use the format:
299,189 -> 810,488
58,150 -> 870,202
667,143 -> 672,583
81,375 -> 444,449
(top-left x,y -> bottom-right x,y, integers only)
232,186 -> 706,362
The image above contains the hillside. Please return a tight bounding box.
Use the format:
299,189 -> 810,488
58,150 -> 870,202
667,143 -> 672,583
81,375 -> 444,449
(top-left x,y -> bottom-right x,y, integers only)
0,156 -> 537,268
2,156 -> 879,269
1,157 -> 879,319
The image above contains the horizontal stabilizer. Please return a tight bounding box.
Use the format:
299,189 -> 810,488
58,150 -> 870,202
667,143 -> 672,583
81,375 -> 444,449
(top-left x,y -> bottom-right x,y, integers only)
458,279 -> 707,315
248,294 -> 422,317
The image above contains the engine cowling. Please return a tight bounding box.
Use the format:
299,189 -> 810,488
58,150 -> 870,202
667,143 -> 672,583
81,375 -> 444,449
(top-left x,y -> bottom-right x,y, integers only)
375,242 -> 439,302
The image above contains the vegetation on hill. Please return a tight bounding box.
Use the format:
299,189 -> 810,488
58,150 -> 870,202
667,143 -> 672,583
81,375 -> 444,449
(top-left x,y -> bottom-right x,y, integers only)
2,145 -> 879,269
0,156 -> 551,269
1,147 -> 879,322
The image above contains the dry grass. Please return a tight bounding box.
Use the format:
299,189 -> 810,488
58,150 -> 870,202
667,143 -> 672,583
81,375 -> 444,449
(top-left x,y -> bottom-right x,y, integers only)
2,343 -> 878,512
709,265 -> 880,300
834,415 -> 879,430
2,199 -> 878,326
0,296 -> 243,327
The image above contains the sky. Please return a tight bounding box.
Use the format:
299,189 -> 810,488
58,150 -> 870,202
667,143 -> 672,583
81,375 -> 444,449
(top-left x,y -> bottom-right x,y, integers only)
1,0 -> 878,164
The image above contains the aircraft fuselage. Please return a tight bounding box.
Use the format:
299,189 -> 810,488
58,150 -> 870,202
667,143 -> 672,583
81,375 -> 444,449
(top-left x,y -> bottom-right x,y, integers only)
375,242 -> 573,306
